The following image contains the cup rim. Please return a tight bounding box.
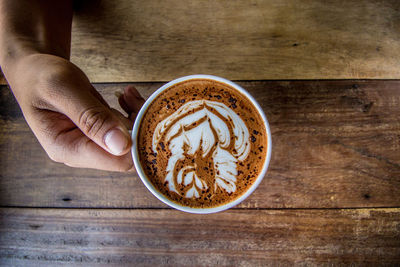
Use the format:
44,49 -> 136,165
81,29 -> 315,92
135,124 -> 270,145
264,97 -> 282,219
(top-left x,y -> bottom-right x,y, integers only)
132,74 -> 272,214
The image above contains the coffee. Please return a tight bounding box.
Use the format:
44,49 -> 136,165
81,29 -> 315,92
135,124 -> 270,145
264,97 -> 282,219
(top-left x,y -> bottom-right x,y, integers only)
137,78 -> 268,208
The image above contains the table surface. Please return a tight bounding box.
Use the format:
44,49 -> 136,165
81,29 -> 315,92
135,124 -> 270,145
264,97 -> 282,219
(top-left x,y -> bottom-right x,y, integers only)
1,0 -> 400,265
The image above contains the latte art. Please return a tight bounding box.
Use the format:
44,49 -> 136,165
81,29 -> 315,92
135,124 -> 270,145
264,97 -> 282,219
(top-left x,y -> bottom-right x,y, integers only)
137,78 -> 268,208
152,100 -> 250,198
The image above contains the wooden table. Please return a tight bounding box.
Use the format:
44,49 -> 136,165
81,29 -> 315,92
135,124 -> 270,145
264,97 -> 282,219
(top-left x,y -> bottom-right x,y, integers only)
1,1 -> 399,265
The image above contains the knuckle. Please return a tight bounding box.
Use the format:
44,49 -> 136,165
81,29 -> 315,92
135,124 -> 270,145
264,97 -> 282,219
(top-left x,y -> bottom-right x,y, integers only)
37,59 -> 71,91
38,56 -> 78,85
78,107 -> 110,138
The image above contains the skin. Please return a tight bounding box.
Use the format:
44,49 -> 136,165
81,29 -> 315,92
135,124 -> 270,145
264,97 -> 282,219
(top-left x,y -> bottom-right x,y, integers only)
0,0 -> 145,171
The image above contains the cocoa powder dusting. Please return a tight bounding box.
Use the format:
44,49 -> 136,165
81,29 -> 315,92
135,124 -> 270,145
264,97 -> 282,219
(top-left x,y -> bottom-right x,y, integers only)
137,79 -> 268,208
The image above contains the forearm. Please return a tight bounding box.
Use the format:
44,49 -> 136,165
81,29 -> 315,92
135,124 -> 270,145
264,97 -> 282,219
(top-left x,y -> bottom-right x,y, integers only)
0,0 -> 73,79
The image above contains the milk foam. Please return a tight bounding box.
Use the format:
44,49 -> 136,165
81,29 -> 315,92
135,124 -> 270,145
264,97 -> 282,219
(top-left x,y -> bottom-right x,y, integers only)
153,100 -> 250,198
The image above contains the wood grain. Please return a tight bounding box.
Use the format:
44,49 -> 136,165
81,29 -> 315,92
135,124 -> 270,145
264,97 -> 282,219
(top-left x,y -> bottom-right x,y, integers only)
69,0 -> 400,82
0,208 -> 399,265
2,0 -> 400,84
1,80 -> 399,208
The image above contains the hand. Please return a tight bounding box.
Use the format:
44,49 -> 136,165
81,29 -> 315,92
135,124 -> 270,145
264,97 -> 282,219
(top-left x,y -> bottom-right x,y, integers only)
9,53 -> 145,171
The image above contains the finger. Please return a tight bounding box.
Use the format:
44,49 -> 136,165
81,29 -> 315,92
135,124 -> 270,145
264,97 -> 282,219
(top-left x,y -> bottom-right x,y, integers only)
129,111 -> 139,121
31,109 -> 134,172
118,96 -> 140,121
47,68 -> 132,156
118,93 -> 132,115
57,128 -> 134,172
122,85 -> 145,114
125,85 -> 142,98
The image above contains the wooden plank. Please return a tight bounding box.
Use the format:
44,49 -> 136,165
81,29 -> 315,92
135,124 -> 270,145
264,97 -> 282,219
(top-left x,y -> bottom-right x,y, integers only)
2,0 -> 400,84
0,208 -> 399,265
1,80 -> 399,208
68,0 -> 400,82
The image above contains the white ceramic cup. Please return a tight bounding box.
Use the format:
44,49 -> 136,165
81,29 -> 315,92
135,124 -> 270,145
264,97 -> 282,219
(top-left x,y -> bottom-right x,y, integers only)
131,75 -> 272,214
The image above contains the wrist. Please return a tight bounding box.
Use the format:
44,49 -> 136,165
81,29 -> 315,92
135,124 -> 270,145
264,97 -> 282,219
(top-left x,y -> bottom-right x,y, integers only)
0,0 -> 72,73
1,37 -> 69,78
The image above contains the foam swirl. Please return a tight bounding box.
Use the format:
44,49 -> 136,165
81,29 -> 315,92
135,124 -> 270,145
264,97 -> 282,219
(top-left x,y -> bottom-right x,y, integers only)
152,100 -> 250,198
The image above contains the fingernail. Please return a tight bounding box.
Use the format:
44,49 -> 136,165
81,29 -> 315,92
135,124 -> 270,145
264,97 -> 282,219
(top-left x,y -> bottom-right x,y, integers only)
104,128 -> 129,155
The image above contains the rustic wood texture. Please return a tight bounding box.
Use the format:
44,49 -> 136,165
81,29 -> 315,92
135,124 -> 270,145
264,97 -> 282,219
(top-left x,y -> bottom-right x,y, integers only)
0,208 -> 399,265
1,2 -> 400,264
1,80 -> 399,208
2,0 -> 400,84
69,0 -> 400,82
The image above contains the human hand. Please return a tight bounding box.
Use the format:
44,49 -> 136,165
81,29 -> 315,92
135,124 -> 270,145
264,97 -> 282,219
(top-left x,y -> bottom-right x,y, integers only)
8,54 -> 145,171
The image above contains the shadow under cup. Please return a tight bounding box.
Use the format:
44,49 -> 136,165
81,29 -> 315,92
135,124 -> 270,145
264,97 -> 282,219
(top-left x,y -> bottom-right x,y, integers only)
131,75 -> 272,214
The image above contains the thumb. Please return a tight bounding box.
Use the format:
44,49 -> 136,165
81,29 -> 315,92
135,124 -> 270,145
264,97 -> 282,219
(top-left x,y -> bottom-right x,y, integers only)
78,104 -> 132,156
40,58 -> 132,156
59,87 -> 132,156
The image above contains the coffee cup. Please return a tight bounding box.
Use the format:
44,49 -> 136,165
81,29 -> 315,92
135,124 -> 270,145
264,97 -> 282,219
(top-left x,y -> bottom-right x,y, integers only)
132,75 -> 271,213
